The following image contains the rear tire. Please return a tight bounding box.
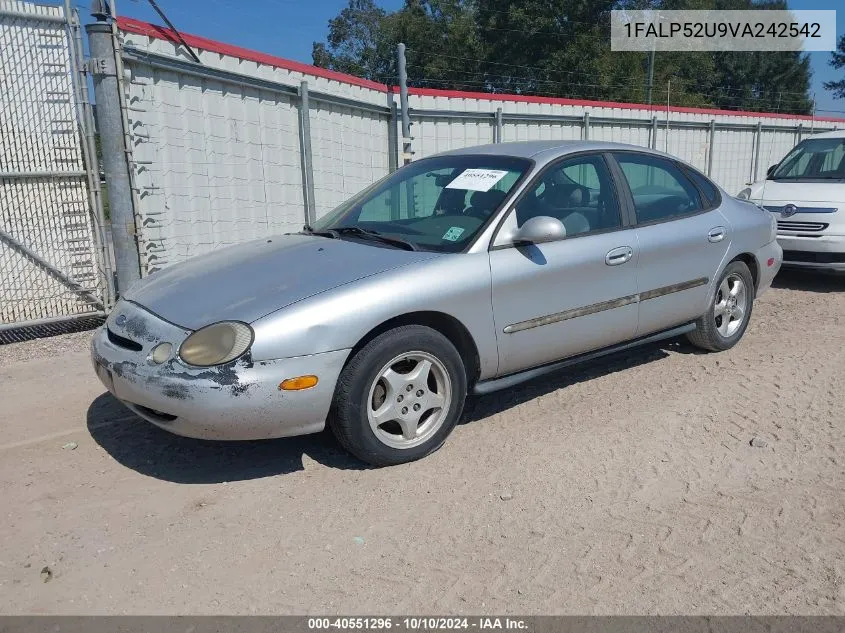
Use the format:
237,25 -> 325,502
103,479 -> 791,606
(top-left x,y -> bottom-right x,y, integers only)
687,260 -> 754,352
329,325 -> 467,466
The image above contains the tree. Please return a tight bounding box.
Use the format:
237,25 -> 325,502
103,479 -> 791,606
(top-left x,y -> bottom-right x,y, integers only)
312,0 -> 813,113
473,0 -> 645,100
311,0 -> 393,81
824,34 -> 845,101
312,0 -> 483,88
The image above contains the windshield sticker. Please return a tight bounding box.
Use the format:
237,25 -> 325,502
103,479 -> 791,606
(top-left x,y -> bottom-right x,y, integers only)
442,226 -> 465,242
445,169 -> 509,192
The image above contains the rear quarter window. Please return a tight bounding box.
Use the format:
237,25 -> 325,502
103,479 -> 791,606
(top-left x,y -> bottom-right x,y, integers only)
684,167 -> 721,207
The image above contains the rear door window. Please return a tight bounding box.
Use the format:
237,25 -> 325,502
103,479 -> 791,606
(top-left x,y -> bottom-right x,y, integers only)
613,153 -> 703,224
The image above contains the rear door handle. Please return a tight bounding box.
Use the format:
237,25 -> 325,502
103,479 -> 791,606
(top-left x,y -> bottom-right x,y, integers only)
605,246 -> 633,266
708,227 -> 726,243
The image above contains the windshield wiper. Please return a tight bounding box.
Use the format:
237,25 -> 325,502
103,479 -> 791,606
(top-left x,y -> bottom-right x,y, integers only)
301,225 -> 339,239
331,226 -> 418,251
302,225 -> 418,250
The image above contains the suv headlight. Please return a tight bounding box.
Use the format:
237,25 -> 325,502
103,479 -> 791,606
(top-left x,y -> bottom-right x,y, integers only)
179,321 -> 254,367
736,188 -> 752,200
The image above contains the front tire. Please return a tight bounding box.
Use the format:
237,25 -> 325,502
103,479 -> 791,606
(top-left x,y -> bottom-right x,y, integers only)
687,260 -> 754,352
329,325 -> 467,466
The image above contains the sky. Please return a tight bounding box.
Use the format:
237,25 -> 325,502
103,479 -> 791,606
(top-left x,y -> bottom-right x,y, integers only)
58,0 -> 844,115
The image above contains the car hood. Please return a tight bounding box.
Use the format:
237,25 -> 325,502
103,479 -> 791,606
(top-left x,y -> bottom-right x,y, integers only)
748,180 -> 845,205
125,233 -> 440,330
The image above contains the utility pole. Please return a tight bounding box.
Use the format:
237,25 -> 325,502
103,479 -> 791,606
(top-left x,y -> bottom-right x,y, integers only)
811,92 -> 816,133
665,79 -> 670,152
298,81 -> 316,227
397,43 -> 412,165
646,48 -> 655,105
86,0 -> 141,296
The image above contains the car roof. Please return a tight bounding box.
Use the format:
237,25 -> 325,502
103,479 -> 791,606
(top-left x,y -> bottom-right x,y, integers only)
435,140 -> 686,166
802,129 -> 845,140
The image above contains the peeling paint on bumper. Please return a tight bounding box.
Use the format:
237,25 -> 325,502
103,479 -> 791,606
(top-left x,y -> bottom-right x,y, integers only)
90,300 -> 349,440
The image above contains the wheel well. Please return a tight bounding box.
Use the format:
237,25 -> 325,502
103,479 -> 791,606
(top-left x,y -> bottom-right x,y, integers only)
732,253 -> 759,290
348,312 -> 481,385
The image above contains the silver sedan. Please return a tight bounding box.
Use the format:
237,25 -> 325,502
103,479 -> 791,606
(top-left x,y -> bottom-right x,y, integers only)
91,141 -> 782,465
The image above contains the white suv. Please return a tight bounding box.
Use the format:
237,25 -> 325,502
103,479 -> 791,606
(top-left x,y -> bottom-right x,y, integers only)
738,130 -> 845,272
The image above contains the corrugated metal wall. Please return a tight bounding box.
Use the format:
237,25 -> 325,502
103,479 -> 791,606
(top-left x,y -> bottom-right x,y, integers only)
309,101 -> 390,217
408,95 -> 832,196
118,20 -> 840,276
121,26 -> 393,274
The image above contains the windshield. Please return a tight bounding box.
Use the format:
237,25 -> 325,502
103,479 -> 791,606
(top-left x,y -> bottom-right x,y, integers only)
310,155 -> 532,252
771,137 -> 845,181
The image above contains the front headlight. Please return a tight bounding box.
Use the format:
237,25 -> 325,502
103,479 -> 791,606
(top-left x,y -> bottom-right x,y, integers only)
179,321 -> 254,367
736,188 -> 752,200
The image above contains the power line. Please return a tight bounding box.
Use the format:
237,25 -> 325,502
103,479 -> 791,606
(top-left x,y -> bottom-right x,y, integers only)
406,48 -> 813,99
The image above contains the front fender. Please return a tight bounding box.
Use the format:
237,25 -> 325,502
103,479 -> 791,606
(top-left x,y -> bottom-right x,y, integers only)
249,252 -> 500,379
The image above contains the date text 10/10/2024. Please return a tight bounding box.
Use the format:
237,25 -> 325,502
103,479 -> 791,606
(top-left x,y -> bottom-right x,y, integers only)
307,618 -> 530,631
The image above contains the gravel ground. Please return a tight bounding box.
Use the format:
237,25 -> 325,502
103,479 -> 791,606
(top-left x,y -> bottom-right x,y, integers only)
1,269 -> 843,614
0,330 -> 94,364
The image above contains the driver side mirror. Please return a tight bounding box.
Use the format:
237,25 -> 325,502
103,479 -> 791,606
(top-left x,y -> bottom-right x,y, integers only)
510,215 -> 567,245
766,164 -> 777,178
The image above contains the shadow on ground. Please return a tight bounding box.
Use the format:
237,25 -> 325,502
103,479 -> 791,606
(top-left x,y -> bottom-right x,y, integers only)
89,338 -> 688,482
463,340 -> 676,423
772,268 -> 844,293
87,393 -> 367,484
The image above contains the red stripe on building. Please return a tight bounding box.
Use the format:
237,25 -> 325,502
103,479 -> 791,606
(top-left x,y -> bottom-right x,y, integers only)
117,17 -> 845,124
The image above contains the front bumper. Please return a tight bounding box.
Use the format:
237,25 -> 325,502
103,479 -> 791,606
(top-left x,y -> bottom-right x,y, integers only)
90,301 -> 350,440
777,233 -> 845,272
754,239 -> 783,296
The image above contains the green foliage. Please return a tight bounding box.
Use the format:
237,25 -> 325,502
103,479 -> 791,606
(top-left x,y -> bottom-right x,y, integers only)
824,34 -> 845,101
312,0 -> 813,114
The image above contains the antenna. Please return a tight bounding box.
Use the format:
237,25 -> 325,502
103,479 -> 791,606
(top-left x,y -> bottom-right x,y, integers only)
145,0 -> 202,64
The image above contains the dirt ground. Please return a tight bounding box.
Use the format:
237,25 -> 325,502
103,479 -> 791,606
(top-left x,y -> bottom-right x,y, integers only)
1,269 -> 844,615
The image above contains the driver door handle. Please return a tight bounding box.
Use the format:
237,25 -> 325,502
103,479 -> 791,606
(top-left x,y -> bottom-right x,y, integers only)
605,246 -> 633,266
708,227 -> 726,243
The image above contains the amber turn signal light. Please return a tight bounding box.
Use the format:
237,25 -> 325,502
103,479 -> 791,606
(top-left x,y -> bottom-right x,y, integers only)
279,375 -> 319,391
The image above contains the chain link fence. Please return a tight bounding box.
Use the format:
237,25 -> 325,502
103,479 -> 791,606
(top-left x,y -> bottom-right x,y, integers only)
0,0 -> 110,329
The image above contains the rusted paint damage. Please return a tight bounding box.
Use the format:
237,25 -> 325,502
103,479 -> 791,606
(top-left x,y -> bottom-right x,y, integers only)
151,356 -> 255,398
121,314 -> 158,343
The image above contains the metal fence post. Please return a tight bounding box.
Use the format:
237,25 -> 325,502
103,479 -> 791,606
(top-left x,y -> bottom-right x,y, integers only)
387,92 -> 399,172
397,43 -> 412,165
583,112 -> 590,140
495,107 -> 503,143
752,121 -> 762,183
298,80 -> 317,227
707,120 -> 716,177
66,2 -> 113,308
86,9 -> 140,296
796,123 -> 803,144
650,116 -> 658,149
